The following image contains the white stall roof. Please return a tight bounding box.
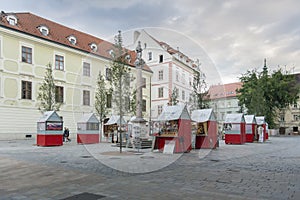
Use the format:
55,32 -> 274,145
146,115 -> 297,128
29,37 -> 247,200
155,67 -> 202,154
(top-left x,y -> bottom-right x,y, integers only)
157,105 -> 190,121
191,108 -> 215,122
244,115 -> 256,124
38,111 -> 62,122
224,113 -> 245,123
78,113 -> 99,123
256,116 -> 266,125
105,115 -> 126,125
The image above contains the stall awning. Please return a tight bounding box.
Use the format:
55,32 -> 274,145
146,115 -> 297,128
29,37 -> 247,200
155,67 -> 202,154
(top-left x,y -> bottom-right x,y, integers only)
37,111 -> 62,122
78,113 -> 99,123
105,115 -> 126,125
224,113 -> 245,123
255,116 -> 266,125
157,105 -> 190,121
191,108 -> 215,123
244,115 -> 256,124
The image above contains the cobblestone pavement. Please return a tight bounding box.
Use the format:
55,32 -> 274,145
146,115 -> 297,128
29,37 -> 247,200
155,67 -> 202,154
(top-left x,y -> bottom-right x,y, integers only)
0,136 -> 299,200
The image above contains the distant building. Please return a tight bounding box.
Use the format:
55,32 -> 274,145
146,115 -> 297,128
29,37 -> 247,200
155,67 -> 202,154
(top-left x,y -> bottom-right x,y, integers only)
208,82 -> 243,128
132,30 -> 203,119
278,73 -> 300,134
0,12 -> 152,139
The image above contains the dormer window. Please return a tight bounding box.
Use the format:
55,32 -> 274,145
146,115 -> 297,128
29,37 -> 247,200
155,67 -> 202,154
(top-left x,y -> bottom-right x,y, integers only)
125,54 -> 131,61
7,15 -> 17,26
109,49 -> 114,57
68,35 -> 77,45
90,43 -> 98,52
38,25 -> 49,36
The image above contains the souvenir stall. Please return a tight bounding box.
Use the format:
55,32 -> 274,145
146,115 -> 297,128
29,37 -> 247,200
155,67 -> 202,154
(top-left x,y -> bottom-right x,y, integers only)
224,113 -> 246,145
256,116 -> 268,141
191,108 -> 218,149
154,105 -> 191,153
244,115 -> 257,142
37,111 -> 63,146
103,115 -> 126,143
77,113 -> 99,144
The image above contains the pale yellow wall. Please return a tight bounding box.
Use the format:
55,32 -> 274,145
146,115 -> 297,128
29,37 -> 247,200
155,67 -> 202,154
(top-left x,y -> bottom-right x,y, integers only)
0,27 -> 152,138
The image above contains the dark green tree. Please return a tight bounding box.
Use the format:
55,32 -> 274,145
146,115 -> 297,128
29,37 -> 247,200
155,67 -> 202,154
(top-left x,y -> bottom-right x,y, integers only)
94,71 -> 109,139
37,63 -> 61,112
237,60 -> 299,128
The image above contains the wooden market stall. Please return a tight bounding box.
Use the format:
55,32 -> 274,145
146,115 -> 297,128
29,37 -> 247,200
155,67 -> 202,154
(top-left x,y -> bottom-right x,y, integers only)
37,111 -> 63,146
244,115 -> 257,143
256,116 -> 268,141
153,105 -> 192,153
77,113 -> 100,144
224,113 -> 246,145
103,115 -> 126,143
191,108 -> 218,149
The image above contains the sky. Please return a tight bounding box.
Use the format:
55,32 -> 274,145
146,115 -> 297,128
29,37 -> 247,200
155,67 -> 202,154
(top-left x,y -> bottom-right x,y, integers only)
2,0 -> 300,85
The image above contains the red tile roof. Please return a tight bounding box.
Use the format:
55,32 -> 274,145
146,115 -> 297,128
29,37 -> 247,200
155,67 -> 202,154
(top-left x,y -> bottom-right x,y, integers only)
0,12 -> 152,72
208,82 -> 242,100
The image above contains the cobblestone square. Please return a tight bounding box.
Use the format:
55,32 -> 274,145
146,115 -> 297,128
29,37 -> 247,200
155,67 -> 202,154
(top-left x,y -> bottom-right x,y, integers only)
0,136 -> 299,199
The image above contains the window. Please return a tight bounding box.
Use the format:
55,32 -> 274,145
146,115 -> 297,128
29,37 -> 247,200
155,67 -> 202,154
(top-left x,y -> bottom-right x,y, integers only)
68,35 -> 77,45
158,87 -> 164,98
106,93 -> 112,108
189,77 -> 192,86
21,81 -> 32,100
106,68 -> 111,80
55,55 -> 64,70
7,15 -> 17,26
90,43 -> 98,52
142,77 -> 146,88
293,103 -> 298,108
38,25 -> 49,36
55,86 -> 64,103
176,71 -> 179,81
280,115 -> 285,122
21,46 -> 32,64
158,70 -> 163,80
83,90 -> 90,106
83,62 -> 90,76
159,55 -> 163,63
182,74 -> 185,84
293,115 -> 299,121
158,105 -> 163,115
182,90 -> 185,101
142,99 -> 146,112
148,52 -> 152,61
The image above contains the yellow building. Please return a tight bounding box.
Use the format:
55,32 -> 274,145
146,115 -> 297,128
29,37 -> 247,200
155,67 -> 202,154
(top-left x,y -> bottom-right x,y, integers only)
0,12 -> 152,139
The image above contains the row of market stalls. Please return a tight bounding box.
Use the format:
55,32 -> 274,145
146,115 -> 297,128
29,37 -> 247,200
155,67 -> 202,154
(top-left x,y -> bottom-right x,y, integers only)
36,107 -> 269,152
223,114 -> 268,144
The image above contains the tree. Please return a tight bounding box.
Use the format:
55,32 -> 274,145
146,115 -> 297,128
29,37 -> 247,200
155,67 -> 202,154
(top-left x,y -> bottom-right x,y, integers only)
169,87 -> 179,105
109,30 -> 132,152
237,60 -> 299,128
37,63 -> 61,112
189,70 -> 210,110
94,71 -> 109,139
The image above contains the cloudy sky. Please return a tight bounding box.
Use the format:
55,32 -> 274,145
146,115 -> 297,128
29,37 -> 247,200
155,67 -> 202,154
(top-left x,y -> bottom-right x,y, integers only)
2,0 -> 300,85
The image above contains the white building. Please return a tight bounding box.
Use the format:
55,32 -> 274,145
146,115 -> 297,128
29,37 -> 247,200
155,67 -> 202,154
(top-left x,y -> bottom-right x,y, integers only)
132,30 -> 201,119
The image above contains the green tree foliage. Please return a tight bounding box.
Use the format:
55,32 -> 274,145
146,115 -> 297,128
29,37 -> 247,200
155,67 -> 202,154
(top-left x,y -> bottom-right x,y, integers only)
37,63 -> 61,112
190,70 -> 210,110
237,62 -> 299,128
169,87 -> 179,105
109,31 -> 132,116
94,71 -> 108,135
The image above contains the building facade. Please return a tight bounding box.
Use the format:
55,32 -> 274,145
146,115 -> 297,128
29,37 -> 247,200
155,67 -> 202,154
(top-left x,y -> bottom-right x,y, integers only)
208,82 -> 242,129
132,30 -> 201,119
0,12 -> 152,139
